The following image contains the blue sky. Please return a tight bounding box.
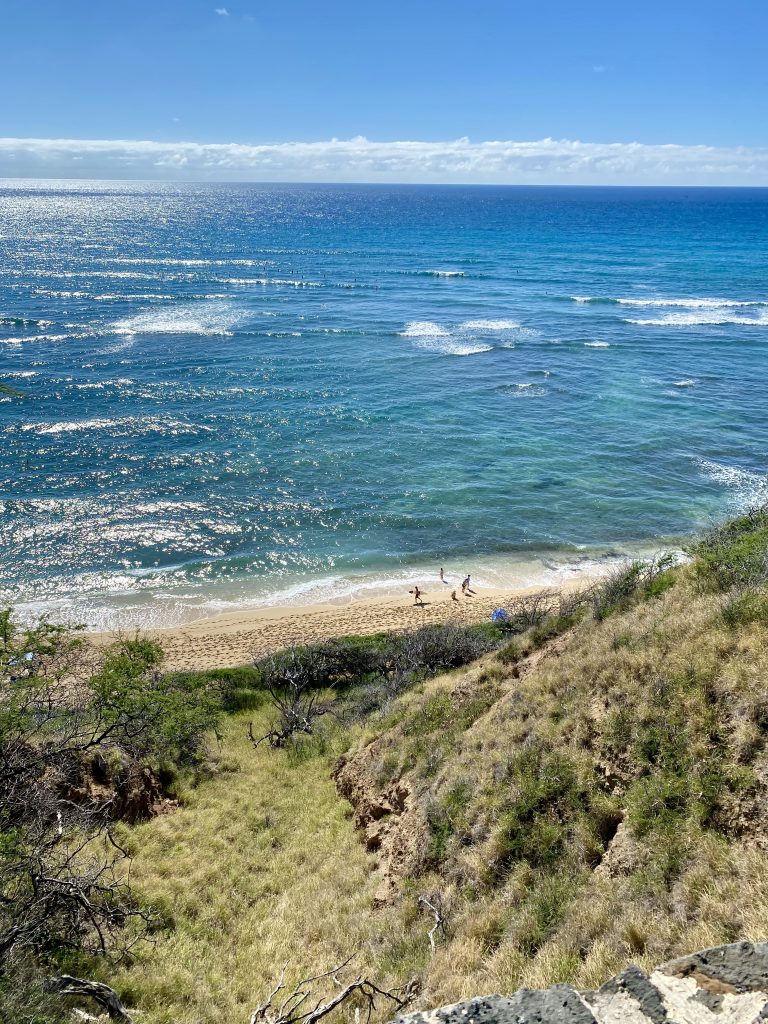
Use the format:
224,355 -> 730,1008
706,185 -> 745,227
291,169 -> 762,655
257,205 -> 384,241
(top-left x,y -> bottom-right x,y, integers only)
1,0 -> 766,182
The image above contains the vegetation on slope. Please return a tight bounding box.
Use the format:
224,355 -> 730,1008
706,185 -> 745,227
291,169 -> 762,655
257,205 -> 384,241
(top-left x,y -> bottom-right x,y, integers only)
8,506 -> 768,1022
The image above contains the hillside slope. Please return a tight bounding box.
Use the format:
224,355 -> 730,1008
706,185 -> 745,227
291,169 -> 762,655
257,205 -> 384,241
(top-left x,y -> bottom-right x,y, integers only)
116,508 -> 768,1022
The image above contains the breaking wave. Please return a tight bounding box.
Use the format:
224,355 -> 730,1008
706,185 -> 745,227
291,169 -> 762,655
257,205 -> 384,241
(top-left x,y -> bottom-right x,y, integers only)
112,301 -> 247,336
625,310 -> 768,327
696,458 -> 768,508
571,295 -> 767,308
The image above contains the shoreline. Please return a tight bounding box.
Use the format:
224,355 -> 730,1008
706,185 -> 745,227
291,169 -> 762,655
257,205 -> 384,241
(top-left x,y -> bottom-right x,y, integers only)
90,578 -> 594,672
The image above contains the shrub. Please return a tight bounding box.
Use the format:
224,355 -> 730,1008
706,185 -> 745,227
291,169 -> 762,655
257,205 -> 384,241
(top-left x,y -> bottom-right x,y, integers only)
393,623 -> 499,674
0,612 -> 222,1016
722,588 -> 768,628
425,783 -> 472,868
690,505 -> 768,591
589,555 -> 676,621
489,746 -> 585,876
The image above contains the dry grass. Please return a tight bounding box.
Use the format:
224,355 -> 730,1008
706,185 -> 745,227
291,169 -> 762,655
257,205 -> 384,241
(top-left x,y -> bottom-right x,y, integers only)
112,712 -> 427,1024
116,537 -> 768,1020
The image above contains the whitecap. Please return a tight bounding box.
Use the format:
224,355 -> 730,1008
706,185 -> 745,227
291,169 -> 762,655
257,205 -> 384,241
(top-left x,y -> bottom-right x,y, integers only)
22,415 -> 214,437
460,318 -> 521,331
617,297 -> 766,309
417,339 -> 492,356
0,333 -> 77,345
423,269 -> 465,277
584,340 -> 611,348
673,379 -> 698,387
626,310 -> 768,327
112,300 -> 246,336
400,321 -> 451,338
217,277 -> 322,287
696,458 -> 768,507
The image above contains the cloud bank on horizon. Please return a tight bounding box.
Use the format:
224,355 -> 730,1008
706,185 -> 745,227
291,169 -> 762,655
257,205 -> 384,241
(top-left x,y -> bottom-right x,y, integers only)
1,135 -> 767,185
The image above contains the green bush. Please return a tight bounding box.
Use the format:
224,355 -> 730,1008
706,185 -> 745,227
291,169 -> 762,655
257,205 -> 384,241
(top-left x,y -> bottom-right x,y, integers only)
589,556 -> 676,621
425,783 -> 472,868
491,746 -> 585,875
691,505 -> 768,591
722,589 -> 768,628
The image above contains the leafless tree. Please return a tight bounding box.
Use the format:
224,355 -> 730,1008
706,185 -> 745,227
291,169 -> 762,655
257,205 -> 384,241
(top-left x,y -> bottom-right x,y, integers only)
418,893 -> 448,954
249,956 -> 413,1024
248,648 -> 340,748
504,590 -> 557,631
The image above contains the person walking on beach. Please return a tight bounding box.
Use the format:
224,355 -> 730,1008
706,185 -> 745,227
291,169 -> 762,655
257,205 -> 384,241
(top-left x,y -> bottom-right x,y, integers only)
412,585 -> 424,606
461,575 -> 470,594
439,567 -> 445,582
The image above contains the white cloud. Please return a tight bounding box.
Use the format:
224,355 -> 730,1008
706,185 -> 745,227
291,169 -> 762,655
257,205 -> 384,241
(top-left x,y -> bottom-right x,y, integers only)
0,135 -> 766,184
592,65 -> 607,73
214,7 -> 229,15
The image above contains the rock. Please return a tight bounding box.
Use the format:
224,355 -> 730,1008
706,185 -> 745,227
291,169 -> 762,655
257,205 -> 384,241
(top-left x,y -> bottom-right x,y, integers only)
392,941 -> 768,1024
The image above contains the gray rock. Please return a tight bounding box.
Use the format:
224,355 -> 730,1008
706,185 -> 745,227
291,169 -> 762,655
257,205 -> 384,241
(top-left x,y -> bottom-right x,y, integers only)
393,941 -> 768,1024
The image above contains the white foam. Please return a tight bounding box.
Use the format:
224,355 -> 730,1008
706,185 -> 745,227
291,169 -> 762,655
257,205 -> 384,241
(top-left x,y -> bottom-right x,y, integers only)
584,340 -> 610,348
696,458 -> 768,508
423,269 -> 465,277
22,416 -> 214,437
0,333 -> 75,345
673,378 -> 698,387
400,317 -> 526,356
415,339 -> 493,356
400,321 -> 451,338
617,297 -> 766,308
112,300 -> 245,336
626,309 -> 768,327
93,293 -> 175,301
460,318 -> 521,331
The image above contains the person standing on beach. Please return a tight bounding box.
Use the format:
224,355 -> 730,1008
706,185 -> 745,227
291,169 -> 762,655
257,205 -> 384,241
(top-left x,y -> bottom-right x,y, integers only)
439,567 -> 445,582
461,575 -> 470,594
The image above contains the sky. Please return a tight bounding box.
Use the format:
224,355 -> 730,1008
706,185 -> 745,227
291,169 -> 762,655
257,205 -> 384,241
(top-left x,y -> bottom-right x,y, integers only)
1,0 -> 766,184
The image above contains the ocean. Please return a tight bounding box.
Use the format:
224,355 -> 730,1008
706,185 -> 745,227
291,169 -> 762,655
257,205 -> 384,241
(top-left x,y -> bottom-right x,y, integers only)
1,180 -> 767,630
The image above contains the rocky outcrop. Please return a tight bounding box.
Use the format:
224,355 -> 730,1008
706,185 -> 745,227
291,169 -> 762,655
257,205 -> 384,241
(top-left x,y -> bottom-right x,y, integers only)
334,742 -> 426,906
392,941 -> 768,1024
57,747 -> 176,824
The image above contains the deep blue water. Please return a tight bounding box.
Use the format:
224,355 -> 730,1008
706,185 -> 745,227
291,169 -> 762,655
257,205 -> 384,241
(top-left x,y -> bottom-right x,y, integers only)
1,181 -> 767,628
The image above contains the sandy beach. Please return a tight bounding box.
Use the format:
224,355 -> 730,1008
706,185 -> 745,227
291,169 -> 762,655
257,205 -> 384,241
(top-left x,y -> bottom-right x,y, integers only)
93,582 -> 584,673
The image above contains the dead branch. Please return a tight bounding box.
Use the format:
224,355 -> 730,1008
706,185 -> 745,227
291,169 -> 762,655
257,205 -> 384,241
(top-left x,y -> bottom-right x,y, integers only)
47,976 -> 134,1023
418,894 -> 447,954
250,957 -> 412,1024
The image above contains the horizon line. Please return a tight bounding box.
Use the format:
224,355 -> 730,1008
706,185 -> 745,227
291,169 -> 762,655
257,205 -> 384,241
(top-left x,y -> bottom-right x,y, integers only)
2,134 -> 768,186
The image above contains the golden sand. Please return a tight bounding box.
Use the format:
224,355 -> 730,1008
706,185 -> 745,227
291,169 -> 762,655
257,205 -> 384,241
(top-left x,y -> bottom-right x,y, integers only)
92,581 -> 591,672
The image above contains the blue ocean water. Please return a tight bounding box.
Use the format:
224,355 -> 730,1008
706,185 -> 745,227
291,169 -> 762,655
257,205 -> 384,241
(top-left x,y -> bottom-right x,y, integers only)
1,181 -> 767,629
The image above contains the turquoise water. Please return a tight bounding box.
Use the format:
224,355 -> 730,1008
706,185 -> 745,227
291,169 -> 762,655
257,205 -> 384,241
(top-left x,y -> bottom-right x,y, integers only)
1,181 -> 767,628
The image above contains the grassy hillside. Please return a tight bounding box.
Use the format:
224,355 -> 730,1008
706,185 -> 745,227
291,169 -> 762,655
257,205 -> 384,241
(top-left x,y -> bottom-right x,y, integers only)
116,507 -> 768,1022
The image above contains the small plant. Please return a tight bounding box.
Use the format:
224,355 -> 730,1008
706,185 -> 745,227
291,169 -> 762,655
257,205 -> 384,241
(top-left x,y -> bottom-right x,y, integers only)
690,505 -> 768,591
722,588 -> 768,628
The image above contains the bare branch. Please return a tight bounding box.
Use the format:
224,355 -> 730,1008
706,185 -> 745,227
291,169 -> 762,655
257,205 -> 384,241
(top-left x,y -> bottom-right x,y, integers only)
250,958 -> 412,1024
418,894 -> 448,955
47,975 -> 134,1023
